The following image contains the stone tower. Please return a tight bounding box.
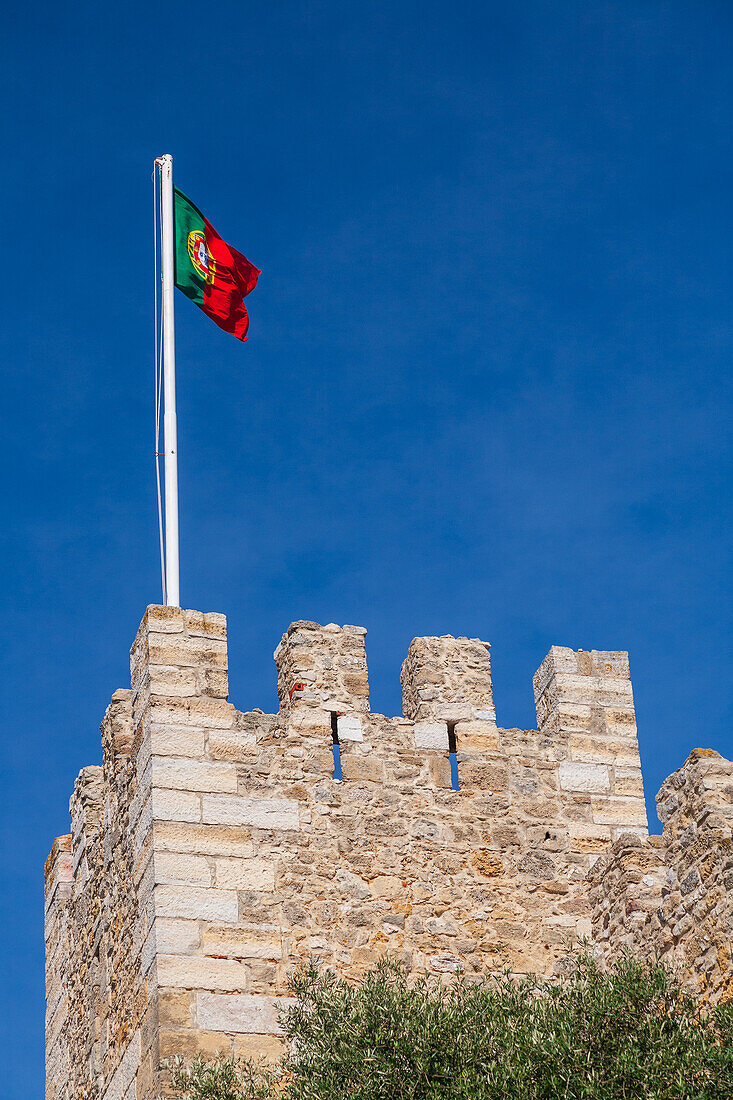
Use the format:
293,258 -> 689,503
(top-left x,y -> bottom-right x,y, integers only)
44,606 -> 732,1100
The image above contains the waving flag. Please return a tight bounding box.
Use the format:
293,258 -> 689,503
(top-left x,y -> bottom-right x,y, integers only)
173,187 -> 260,341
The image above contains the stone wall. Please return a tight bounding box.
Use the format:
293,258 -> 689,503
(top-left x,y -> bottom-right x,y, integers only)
45,604 -> 730,1099
44,688 -> 152,1100
589,748 -> 733,1006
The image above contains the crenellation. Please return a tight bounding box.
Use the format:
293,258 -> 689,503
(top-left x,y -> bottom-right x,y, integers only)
274,620 -> 369,714
401,635 -> 494,723
45,607 -> 732,1098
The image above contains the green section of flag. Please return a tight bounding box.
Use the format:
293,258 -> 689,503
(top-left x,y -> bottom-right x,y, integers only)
173,188 -> 206,306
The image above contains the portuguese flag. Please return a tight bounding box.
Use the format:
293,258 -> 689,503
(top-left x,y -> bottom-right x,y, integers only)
174,188 -> 260,341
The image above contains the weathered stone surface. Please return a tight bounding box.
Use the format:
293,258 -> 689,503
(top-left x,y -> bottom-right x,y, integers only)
401,635 -> 494,722
196,993 -> 285,1034
151,787 -> 201,823
154,852 -> 212,888
154,918 -> 201,956
558,762 -> 610,793
337,715 -> 364,742
590,796 -> 648,826
201,925 -> 284,960
214,858 -> 275,891
589,748 -> 733,1007
413,721 -> 449,750
158,954 -> 249,992
275,621 -> 369,713
155,885 -> 238,923
46,606 -> 730,1100
201,795 -> 300,831
151,757 -> 238,794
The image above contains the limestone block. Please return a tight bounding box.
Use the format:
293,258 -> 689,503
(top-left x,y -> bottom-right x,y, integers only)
158,953 -> 249,992
208,726 -> 259,760
340,754 -> 385,782
201,925 -> 283,960
148,723 -> 206,758
474,707 -> 497,721
146,636 -> 228,671
335,868 -> 371,898
158,1027 -> 232,1061
154,885 -> 238,923
184,609 -> 227,639
154,917 -> 201,956
559,762 -> 611,793
454,720 -> 500,750
428,954 -> 462,972
147,665 -> 199,697
551,673 -> 633,708
151,788 -> 201,823
144,697 -> 236,731
614,767 -> 645,797
214,858 -> 276,891
196,992 -> 286,1034
202,794 -> 300,831
132,796 -> 154,858
591,796 -> 648,828
428,755 -> 453,787
158,991 -> 196,1028
371,875 -> 402,898
142,605 -> 186,633
413,722 -> 449,751
338,715 -> 364,742
570,735 -> 641,768
233,1035 -> 285,1062
154,852 -> 212,888
568,823 -> 613,853
151,757 -> 238,794
287,707 -> 332,734
154,821 -> 255,858
435,702 -> 473,721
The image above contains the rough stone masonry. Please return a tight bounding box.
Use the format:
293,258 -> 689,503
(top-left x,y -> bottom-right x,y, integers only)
44,607 -> 733,1100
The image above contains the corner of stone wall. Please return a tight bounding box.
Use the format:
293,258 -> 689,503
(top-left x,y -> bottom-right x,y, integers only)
44,835 -> 74,1100
587,832 -> 667,959
655,748 -> 733,1004
101,688 -> 133,784
533,646 -> 648,841
589,748 -> 733,1006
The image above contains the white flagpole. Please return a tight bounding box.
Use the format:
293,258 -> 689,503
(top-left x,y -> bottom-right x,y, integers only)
156,153 -> 180,607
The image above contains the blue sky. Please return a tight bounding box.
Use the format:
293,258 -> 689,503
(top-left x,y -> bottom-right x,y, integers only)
2,1 -> 732,1092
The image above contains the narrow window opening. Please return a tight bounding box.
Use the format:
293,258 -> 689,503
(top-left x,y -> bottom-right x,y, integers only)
447,721 -> 460,791
330,711 -> 343,781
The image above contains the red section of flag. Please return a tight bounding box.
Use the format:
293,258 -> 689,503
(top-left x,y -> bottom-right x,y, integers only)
203,217 -> 260,341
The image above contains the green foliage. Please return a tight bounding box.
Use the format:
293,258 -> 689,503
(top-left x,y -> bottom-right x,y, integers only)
168,956 -> 733,1100
166,1054 -> 275,1100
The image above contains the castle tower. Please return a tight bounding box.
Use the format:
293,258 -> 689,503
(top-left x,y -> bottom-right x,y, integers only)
46,605 -> 657,1099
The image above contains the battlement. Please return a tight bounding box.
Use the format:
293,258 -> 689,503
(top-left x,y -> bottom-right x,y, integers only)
589,747 -> 733,1006
43,606 -> 729,1100
274,619 -> 369,713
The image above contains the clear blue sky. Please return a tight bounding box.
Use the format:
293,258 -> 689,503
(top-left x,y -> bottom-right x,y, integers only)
2,1 -> 732,1093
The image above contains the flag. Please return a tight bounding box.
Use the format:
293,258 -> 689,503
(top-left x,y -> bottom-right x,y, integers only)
173,188 -> 260,341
